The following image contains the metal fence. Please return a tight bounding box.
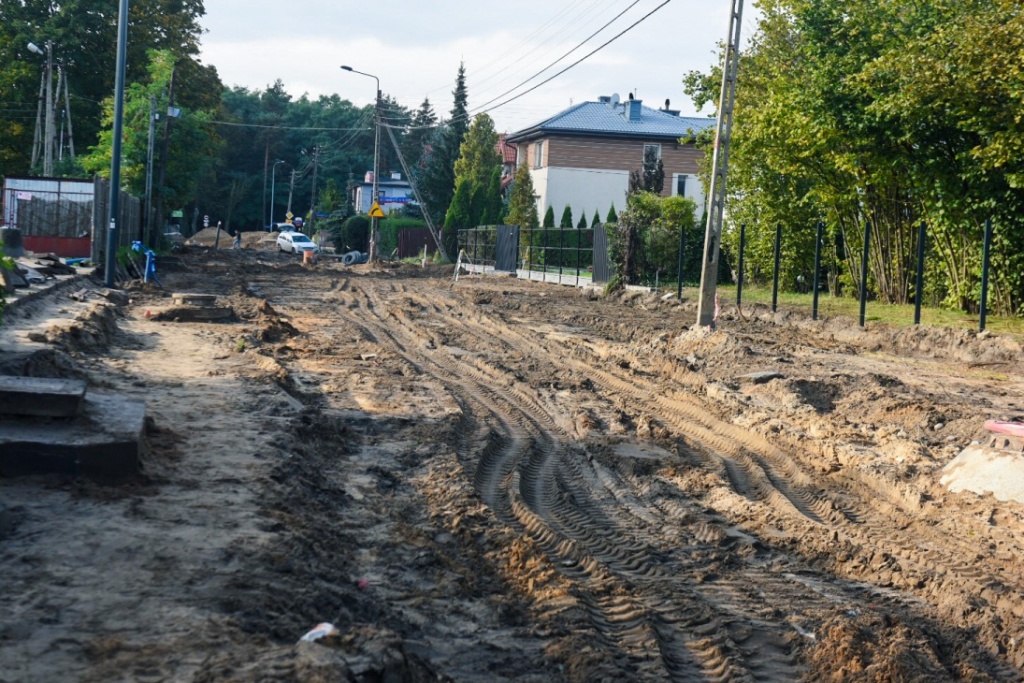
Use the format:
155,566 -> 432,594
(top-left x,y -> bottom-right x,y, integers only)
2,177 -> 94,238
457,224 -> 612,286
90,176 -> 143,264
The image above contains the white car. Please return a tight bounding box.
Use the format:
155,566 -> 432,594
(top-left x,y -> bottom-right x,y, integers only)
276,231 -> 319,255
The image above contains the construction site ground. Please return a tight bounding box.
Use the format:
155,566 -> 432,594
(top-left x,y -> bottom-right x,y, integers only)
1,245 -> 1023,682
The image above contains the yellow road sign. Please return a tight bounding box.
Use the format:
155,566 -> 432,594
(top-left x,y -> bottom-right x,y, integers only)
368,201 -> 385,218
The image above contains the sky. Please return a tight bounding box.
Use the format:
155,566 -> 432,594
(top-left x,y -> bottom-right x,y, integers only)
199,0 -> 750,135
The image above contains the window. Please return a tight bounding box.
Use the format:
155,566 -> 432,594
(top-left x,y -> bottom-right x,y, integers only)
643,143 -> 662,163
534,140 -> 545,169
675,174 -> 687,197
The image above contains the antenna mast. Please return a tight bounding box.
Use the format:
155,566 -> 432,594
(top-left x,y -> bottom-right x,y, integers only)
696,0 -> 744,328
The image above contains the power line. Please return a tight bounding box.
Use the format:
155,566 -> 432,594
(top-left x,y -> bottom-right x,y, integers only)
475,0 -> 673,118
470,0 -> 642,114
208,119 -> 371,132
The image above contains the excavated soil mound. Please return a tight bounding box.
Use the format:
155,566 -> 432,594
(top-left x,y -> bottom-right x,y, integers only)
188,228 -> 279,249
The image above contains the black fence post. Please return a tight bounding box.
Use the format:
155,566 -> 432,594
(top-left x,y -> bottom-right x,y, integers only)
980,217 -> 993,332
812,221 -> 823,320
576,227 -> 582,286
914,221 -> 926,325
736,223 -> 746,308
559,226 -> 564,281
771,223 -> 782,312
676,225 -> 685,300
859,220 -> 871,327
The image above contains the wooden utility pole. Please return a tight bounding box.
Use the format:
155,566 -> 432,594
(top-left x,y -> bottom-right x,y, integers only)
154,64 -> 177,238
696,0 -> 744,328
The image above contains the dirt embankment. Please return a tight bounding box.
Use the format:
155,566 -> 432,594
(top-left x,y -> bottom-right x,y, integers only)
1,248 -> 1023,681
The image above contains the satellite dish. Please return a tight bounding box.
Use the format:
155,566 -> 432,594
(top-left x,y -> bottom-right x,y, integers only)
609,93 -> 620,108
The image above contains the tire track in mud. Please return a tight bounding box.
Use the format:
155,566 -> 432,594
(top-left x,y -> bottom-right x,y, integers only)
328,281 -> 821,680
449,294 -> 1024,664
264,276 -> 1018,677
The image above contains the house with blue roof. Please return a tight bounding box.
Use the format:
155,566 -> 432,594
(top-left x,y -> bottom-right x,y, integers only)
505,94 -> 714,223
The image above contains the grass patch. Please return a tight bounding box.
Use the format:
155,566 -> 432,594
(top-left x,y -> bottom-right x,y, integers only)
710,284 -> 1024,338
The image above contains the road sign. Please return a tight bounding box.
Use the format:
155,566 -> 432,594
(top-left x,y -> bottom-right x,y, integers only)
286,211 -> 293,219
203,215 -> 209,228
368,201 -> 385,219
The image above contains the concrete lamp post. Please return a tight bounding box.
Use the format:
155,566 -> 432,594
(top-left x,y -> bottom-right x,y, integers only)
269,159 -> 285,227
340,65 -> 381,262
27,41 -> 55,176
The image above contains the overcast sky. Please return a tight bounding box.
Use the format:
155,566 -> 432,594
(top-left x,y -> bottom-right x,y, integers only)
199,0 -> 748,135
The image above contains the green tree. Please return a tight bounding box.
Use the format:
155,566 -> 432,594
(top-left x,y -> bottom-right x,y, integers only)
686,0 -> 1024,314
606,204 -> 618,224
543,206 -> 556,228
401,97 -> 437,170
591,209 -> 601,228
559,206 -> 574,229
577,214 -> 588,229
80,50 -> 220,218
453,113 -> 500,193
443,177 -> 472,256
507,164 -> 539,232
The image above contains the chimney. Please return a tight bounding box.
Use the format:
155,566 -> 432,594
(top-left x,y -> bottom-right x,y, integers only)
627,98 -> 642,121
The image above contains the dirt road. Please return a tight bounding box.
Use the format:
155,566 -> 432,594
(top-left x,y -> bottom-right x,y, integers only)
2,247 -> 1023,681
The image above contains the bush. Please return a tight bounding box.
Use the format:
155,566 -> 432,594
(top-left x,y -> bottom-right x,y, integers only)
333,215 -> 371,253
378,217 -> 429,257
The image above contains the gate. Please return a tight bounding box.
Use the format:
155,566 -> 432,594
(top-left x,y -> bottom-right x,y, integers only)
494,225 -> 519,272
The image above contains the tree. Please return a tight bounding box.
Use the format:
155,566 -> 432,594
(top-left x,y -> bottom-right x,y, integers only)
559,206 -> 574,229
543,206 -> 556,228
80,50 -> 220,220
591,209 -> 601,228
577,214 -> 588,229
507,164 -> 539,231
443,177 -> 472,256
606,204 -> 618,224
415,63 -> 471,232
643,146 -> 665,194
453,113 -> 500,193
401,97 -> 437,170
685,0 -> 1024,314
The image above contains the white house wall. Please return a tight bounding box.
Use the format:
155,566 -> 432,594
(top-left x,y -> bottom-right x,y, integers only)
532,166 -> 629,224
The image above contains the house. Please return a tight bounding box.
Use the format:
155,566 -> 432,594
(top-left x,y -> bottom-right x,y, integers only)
505,94 -> 715,222
496,134 -> 518,194
352,172 -> 415,215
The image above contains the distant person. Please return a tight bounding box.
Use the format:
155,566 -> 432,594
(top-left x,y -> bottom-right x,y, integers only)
232,230 -> 242,249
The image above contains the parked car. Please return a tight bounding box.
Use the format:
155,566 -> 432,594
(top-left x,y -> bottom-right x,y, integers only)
276,231 -> 320,255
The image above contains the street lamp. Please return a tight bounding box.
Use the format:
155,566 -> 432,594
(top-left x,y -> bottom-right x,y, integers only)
341,65 -> 381,262
27,41 -> 55,176
269,159 -> 285,227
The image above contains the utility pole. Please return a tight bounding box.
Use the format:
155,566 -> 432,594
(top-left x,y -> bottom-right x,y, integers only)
27,41 -> 55,175
695,0 -> 744,328
145,96 -> 157,244
286,169 -> 297,217
370,86 -> 381,261
44,40 -> 54,176
308,145 -> 321,232
154,63 -> 177,239
62,67 -> 75,160
341,65 -> 381,261
104,0 -> 130,288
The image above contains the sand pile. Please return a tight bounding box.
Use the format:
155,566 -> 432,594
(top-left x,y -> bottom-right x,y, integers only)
188,228 -> 279,249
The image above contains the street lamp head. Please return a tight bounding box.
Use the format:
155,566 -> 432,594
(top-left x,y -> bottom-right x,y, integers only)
340,65 -> 353,71
27,42 -> 46,56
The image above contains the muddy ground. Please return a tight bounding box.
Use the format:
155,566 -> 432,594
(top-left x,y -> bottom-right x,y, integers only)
1,246 -> 1023,682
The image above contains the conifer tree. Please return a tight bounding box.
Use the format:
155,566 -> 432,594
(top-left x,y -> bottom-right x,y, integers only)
543,206 -> 556,228
560,206 -> 574,228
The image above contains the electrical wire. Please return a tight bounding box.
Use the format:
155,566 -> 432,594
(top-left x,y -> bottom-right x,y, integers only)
207,120 -> 371,132
475,0 -> 673,118
380,0 -> 670,133
470,0 -> 642,114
